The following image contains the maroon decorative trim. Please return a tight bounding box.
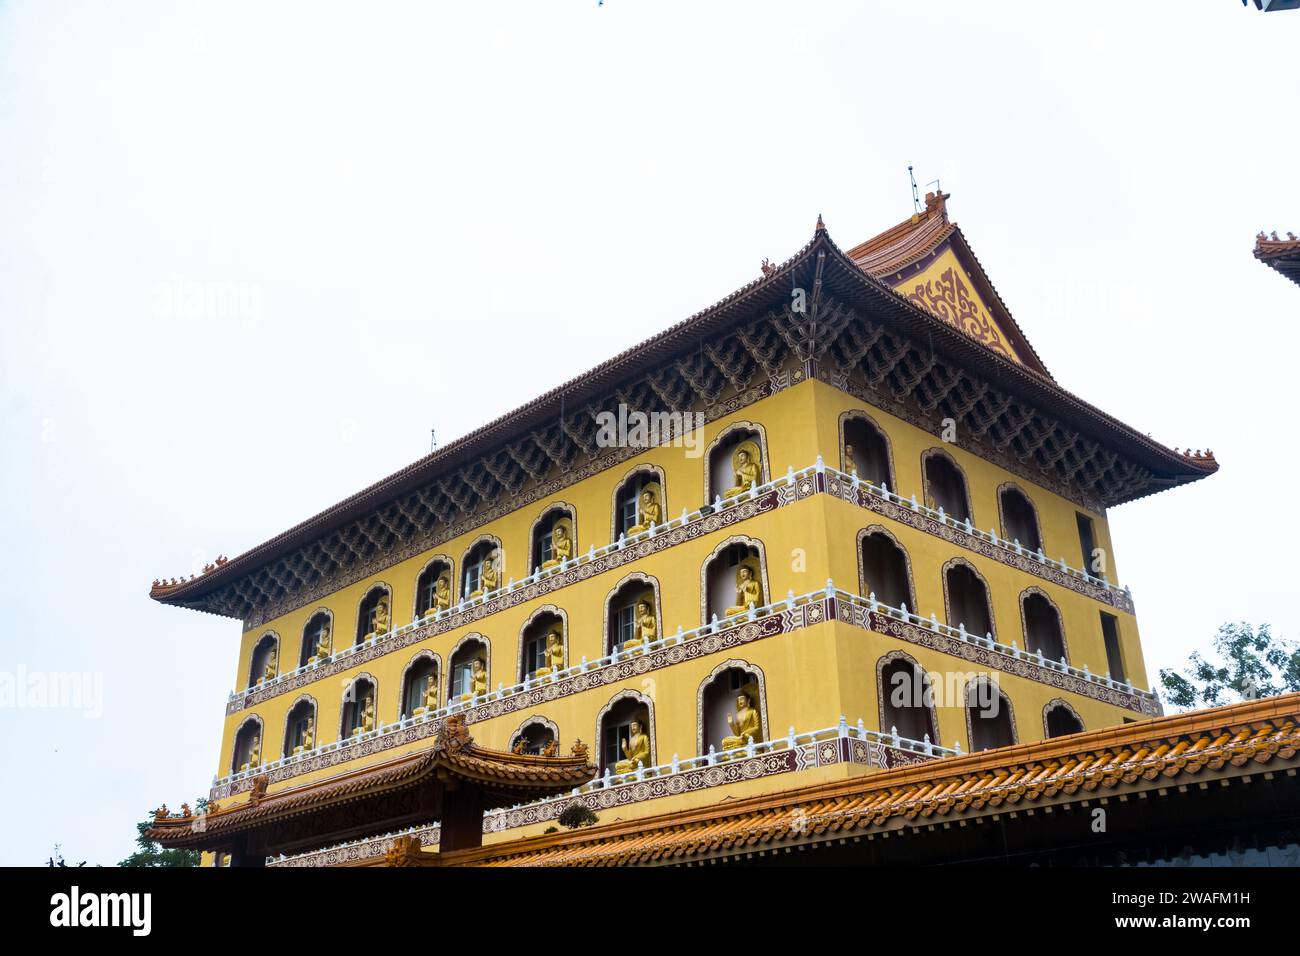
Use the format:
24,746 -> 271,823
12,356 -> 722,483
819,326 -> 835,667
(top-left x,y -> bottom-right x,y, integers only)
216,591 -> 1153,801
227,488 -> 784,716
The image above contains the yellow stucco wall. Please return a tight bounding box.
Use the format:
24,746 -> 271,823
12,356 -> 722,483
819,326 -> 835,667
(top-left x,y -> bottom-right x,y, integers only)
212,376 -> 1149,843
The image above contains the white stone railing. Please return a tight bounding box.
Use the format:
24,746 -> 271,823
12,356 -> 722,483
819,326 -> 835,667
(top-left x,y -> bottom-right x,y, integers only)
218,583 -> 829,789
229,462 -> 809,703
837,585 -> 1155,702
820,458 -> 1127,598
531,714 -> 957,797
264,716 -> 952,866
230,455 -> 1129,703
215,577 -> 1155,792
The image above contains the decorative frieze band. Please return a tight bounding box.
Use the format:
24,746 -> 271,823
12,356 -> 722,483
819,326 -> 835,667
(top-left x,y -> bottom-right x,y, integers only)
228,461 -> 1132,716
216,587 -> 1156,802
822,469 -> 1135,614
226,487 -> 785,716
265,724 -> 933,867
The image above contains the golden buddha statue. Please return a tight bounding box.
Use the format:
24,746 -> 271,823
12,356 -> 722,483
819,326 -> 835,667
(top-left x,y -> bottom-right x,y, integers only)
723,446 -> 762,498
352,695 -> 375,736
844,442 -> 856,474
535,628 -> 564,677
311,622 -> 332,663
242,735 -> 261,772
413,673 -> 438,716
260,648 -> 278,684
471,551 -> 500,598
459,658 -> 488,701
721,691 -> 762,751
427,572 -> 451,614
543,524 -> 572,569
295,715 -> 316,754
725,564 -> 764,617
626,488 -> 661,535
623,599 -> 656,653
370,599 -> 390,638
614,719 -> 651,774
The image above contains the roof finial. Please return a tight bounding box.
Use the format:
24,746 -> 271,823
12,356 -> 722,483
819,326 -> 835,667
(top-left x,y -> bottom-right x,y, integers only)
815,213 -> 825,233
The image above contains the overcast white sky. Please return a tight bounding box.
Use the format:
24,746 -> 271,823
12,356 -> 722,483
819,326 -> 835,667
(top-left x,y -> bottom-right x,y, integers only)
1,1 -> 1296,867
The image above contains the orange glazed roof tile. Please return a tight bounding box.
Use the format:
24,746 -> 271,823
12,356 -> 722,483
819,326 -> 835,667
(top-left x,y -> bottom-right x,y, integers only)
442,693 -> 1300,867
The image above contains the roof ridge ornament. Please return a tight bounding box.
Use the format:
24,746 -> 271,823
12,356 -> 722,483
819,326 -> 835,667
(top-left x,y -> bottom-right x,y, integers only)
924,190 -> 951,223
434,713 -> 473,755
815,213 -> 825,233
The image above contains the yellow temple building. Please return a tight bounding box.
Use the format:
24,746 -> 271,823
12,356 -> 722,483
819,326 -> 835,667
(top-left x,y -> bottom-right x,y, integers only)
148,191 -> 1248,867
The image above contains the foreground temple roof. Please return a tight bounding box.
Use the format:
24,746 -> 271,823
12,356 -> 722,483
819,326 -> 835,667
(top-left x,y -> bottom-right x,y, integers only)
150,196 -> 1218,621
441,693 -> 1300,867
147,716 -> 595,856
1255,231 -> 1300,286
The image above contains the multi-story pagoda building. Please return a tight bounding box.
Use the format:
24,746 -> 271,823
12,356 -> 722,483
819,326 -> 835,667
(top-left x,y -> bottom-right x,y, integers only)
148,192 -> 1229,866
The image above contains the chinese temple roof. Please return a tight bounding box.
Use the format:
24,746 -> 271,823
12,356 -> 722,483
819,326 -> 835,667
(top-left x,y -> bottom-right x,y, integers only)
845,191 -> 1052,378
1255,231 -> 1300,287
443,693 -> 1300,867
146,716 -> 595,856
150,198 -> 1219,621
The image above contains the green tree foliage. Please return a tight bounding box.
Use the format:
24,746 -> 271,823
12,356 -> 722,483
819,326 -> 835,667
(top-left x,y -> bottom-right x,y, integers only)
1159,622 -> 1300,710
119,798 -> 207,867
557,803 -> 599,829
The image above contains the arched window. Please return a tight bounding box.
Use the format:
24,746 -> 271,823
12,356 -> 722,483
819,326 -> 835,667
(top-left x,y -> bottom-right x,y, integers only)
249,633 -> 279,687
842,414 -> 894,488
530,505 -> 576,573
945,560 -> 995,638
605,575 -> 660,655
613,467 -> 665,540
707,426 -> 766,503
1044,699 -> 1085,738
859,529 -> 914,611
698,663 -> 766,755
966,678 -> 1015,751
520,609 -> 566,681
414,558 -> 453,619
703,539 -> 766,624
283,698 -> 317,756
356,586 -> 391,645
340,677 -> 377,738
999,485 -> 1042,553
300,610 -> 332,667
449,637 -> 489,701
231,718 -> 263,774
597,693 -> 654,775
462,539 -> 501,599
923,451 -> 971,523
401,654 -> 439,718
878,655 -> 938,744
1023,590 -> 1067,662
509,718 -> 558,756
